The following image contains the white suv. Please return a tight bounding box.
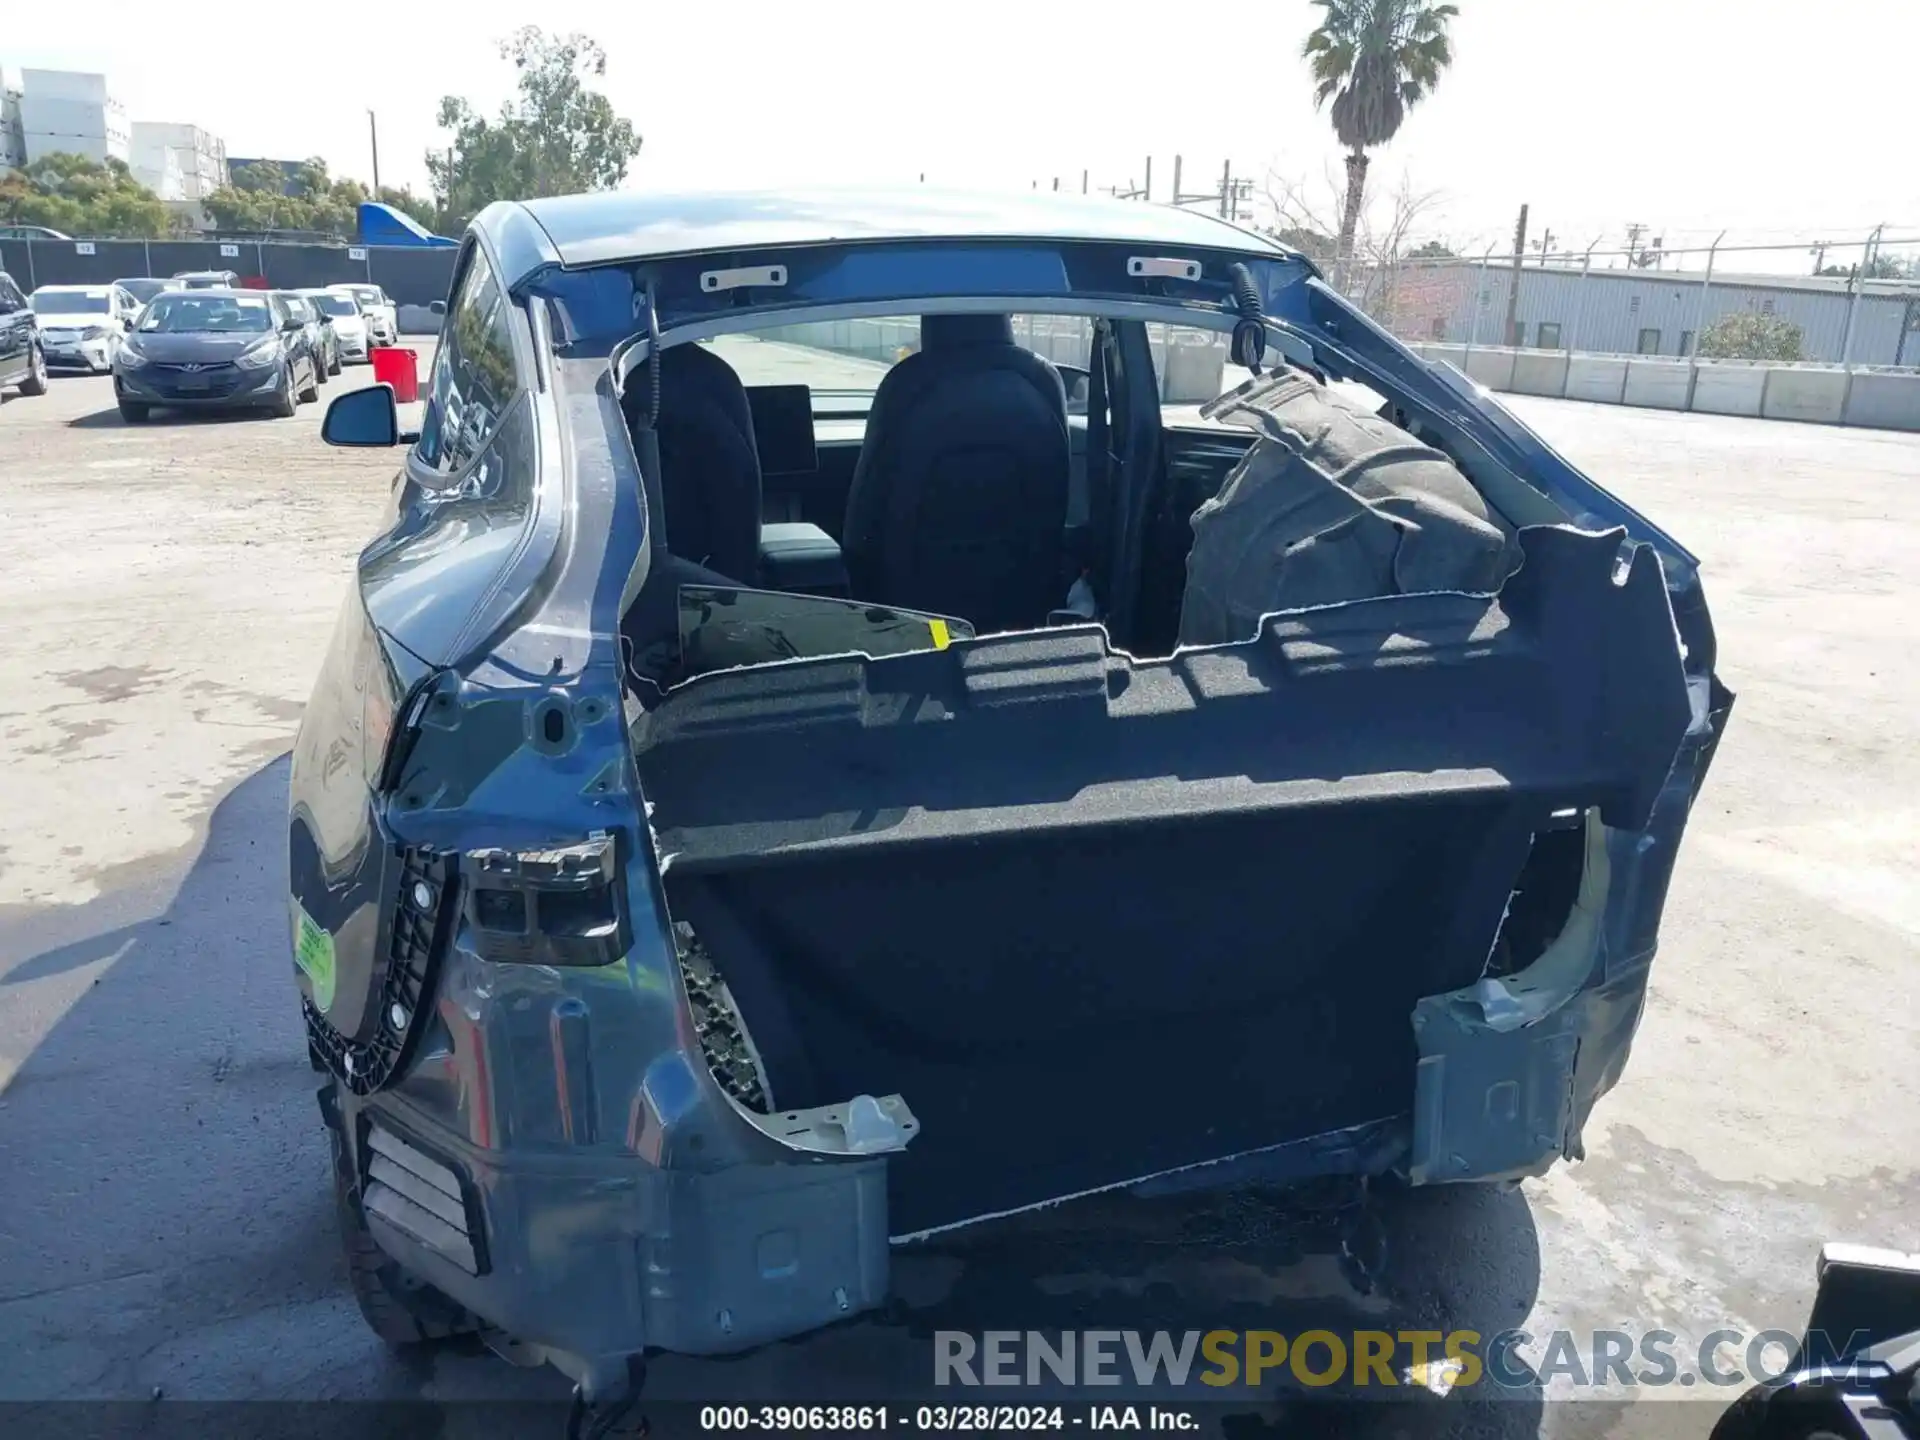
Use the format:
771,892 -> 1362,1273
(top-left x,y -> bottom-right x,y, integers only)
28,283 -> 139,373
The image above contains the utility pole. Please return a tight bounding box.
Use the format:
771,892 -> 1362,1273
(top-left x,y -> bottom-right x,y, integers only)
1625,222 -> 1645,267
1143,156 -> 1152,202
1081,169 -> 1088,194
368,110 -> 381,194
1502,203 -> 1528,347
1170,156 -> 1232,214
1810,241 -> 1828,275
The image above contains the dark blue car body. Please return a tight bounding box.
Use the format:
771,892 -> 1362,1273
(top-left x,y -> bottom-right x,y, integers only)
289,189 -> 1730,1396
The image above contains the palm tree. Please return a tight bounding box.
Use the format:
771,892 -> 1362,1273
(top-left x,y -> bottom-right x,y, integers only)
1302,0 -> 1458,286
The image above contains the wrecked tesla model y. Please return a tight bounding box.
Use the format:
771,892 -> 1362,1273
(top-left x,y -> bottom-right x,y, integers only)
288,188 -> 1732,1401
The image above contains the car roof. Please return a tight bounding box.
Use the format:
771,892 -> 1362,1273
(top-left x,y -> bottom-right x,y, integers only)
499,186 -> 1290,277
35,283 -> 112,293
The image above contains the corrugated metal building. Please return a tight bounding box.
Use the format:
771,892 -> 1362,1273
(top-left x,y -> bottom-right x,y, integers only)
1369,261 -> 1920,368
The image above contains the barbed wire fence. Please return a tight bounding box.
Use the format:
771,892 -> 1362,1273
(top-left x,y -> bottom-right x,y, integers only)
1340,231 -> 1920,370
1016,155 -> 1920,370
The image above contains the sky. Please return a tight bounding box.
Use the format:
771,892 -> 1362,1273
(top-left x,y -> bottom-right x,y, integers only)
6,0 -> 1918,273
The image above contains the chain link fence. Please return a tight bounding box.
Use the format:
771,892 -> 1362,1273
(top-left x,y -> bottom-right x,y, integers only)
0,236 -> 458,307
1341,233 -> 1920,370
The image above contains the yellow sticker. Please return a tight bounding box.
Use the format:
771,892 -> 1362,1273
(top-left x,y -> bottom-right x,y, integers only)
928,619 -> 950,650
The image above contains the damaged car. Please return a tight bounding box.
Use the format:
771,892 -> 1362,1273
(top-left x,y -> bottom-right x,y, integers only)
289,187 -> 1733,1411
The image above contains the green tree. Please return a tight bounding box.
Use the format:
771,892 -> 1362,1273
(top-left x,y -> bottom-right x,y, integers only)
1301,0 -> 1458,285
1821,256 -> 1907,281
1697,311 -> 1805,362
1407,238 -> 1454,259
201,158 -> 438,241
0,153 -> 168,237
426,27 -> 642,226
375,186 -> 439,231
1268,225 -> 1339,264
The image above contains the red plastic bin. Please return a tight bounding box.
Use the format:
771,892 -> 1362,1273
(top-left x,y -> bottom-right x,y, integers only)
370,347 -> 420,404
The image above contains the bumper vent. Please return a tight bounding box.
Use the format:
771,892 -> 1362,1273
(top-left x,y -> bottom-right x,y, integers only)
360,1120 -> 488,1275
306,845 -> 455,1096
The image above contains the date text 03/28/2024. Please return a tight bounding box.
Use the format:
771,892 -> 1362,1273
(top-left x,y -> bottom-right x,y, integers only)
698,1406 -> 1199,1432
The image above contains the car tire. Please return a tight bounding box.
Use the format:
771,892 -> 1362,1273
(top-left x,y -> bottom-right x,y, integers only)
19,344 -> 48,397
117,399 -> 149,422
327,352 -> 342,377
328,1110 -> 482,1350
299,361 -> 320,404
269,368 -> 297,418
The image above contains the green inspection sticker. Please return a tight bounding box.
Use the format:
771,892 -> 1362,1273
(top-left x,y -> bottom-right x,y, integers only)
293,904 -> 337,1012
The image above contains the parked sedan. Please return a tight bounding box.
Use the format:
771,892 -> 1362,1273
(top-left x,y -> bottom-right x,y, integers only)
300,289 -> 370,365
116,276 -> 187,308
0,270 -> 49,398
114,288 -> 318,421
275,291 -> 336,382
28,283 -> 138,373
328,282 -> 396,345
174,269 -> 243,290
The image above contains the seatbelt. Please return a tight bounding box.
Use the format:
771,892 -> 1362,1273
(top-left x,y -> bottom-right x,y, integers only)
1082,320 -> 1116,606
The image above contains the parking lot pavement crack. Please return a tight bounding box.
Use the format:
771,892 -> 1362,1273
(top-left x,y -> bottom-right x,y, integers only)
0,1266 -> 164,1309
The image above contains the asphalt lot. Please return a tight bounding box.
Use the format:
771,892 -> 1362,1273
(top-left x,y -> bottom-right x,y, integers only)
0,357 -> 1916,1436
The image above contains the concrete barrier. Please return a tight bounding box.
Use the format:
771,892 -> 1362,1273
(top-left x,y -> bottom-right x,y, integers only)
397,304 -> 440,336
1762,368 -> 1849,424
1509,351 -> 1569,397
1565,356 -> 1629,404
1689,362 -> 1767,417
1623,359 -> 1692,410
1841,370 -> 1920,432
1462,347 -> 1516,391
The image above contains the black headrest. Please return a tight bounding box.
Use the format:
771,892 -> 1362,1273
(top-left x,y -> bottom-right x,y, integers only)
920,313 -> 1015,352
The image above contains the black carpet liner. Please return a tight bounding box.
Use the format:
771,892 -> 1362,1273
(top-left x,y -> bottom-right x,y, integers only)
634,525 -> 1693,1234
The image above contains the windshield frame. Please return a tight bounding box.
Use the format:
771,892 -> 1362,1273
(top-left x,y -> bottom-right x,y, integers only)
31,289 -> 112,316
137,292 -> 277,335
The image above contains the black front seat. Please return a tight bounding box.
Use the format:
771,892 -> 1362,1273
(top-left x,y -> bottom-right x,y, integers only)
843,314 -> 1070,634
626,342 -> 763,583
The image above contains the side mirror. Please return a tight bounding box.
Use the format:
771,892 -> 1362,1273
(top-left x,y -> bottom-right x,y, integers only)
322,383 -> 400,447
282,315 -> 304,332
1058,365 -> 1092,413
428,300 -> 446,316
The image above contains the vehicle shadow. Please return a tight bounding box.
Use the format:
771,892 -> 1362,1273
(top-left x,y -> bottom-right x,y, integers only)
0,756 -> 1546,1432
67,406 -> 296,429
